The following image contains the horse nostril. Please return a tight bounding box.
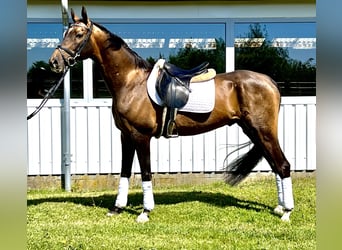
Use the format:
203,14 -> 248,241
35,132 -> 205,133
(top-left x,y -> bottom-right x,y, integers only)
50,58 -> 63,73
49,58 -> 58,69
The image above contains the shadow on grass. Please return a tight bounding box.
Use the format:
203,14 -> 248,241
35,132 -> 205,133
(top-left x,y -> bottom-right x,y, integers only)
27,190 -> 273,215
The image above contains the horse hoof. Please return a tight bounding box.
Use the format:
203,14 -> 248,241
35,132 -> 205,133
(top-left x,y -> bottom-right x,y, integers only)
273,205 -> 285,216
136,212 -> 150,223
274,205 -> 292,221
106,206 -> 123,217
280,211 -> 292,222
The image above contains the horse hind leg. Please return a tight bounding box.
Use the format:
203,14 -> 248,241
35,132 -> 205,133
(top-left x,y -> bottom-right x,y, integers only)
255,126 -> 294,220
243,117 -> 294,221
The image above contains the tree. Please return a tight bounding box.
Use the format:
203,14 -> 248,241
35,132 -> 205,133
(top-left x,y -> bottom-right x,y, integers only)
27,60 -> 83,98
27,60 -> 61,98
168,38 -> 226,73
235,24 -> 291,81
235,23 -> 316,95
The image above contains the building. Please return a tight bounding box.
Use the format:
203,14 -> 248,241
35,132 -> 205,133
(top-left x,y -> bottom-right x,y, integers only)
27,0 -> 316,189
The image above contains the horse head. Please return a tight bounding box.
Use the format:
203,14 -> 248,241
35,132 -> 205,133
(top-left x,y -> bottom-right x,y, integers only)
49,6 -> 93,73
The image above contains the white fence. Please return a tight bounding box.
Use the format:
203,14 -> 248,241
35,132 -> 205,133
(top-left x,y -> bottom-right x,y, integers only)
27,96 -> 316,176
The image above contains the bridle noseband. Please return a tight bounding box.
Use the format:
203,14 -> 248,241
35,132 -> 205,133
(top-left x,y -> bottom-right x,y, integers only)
57,22 -> 93,67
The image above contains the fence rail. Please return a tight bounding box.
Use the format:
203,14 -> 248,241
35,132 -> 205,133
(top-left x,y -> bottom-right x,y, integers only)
27,96 -> 316,176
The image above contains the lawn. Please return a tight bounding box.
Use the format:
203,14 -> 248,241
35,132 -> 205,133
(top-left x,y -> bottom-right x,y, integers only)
27,174 -> 315,249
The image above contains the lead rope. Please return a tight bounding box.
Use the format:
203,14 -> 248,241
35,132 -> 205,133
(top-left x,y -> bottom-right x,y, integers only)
27,66 -> 69,120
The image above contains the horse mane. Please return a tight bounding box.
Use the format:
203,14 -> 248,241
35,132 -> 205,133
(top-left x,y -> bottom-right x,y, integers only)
93,22 -> 152,70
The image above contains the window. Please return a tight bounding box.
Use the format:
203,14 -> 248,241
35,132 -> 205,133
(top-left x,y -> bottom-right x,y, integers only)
234,22 -> 316,96
93,22 -> 226,98
27,20 -> 315,100
27,22 -> 84,99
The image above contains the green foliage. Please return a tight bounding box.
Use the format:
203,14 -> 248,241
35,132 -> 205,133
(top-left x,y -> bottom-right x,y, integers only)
27,61 -> 59,98
27,175 -> 316,249
235,24 -> 316,84
168,38 -> 226,73
27,60 -> 84,99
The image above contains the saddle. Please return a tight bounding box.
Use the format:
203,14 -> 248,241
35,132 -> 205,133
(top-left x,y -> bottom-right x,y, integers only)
155,61 -> 210,138
156,61 -> 209,108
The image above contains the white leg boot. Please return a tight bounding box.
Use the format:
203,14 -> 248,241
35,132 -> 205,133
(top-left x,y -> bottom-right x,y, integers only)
136,181 -> 155,223
274,174 -> 285,216
281,176 -> 294,222
107,177 -> 129,216
274,175 -> 294,221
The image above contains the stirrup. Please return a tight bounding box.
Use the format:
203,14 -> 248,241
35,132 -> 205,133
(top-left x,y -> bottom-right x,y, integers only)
166,120 -> 178,138
165,108 -> 179,138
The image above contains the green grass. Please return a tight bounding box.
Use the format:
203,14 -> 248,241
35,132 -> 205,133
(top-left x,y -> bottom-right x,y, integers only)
27,175 -> 315,249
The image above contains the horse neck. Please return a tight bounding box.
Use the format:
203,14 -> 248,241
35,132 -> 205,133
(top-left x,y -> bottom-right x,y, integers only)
90,28 -> 140,95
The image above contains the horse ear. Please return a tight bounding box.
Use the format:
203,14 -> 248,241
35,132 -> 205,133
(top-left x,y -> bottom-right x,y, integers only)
71,8 -> 77,23
81,6 -> 88,24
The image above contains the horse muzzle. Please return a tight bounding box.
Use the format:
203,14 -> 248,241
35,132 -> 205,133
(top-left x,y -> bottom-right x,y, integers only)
49,50 -> 65,73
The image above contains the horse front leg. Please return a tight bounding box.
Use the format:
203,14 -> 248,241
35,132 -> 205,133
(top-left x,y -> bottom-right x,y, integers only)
107,132 -> 135,216
134,134 -> 155,223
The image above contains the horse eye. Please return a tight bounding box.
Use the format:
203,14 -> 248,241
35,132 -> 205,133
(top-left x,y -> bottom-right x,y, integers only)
76,33 -> 84,39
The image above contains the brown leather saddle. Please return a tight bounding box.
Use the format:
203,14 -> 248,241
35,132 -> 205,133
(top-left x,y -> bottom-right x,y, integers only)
155,61 -> 209,138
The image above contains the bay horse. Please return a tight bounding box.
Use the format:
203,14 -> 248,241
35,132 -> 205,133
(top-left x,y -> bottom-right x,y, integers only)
49,7 -> 294,222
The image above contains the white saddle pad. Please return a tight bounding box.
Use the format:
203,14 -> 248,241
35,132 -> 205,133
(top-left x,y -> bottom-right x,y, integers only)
147,60 -> 215,113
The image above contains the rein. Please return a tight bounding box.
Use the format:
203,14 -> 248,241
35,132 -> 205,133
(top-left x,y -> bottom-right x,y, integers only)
27,22 -> 93,120
27,67 -> 69,120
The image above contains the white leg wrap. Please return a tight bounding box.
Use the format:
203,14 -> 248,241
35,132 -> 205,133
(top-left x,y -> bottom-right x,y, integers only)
115,177 -> 129,208
282,177 -> 294,210
142,181 -> 155,211
275,174 -> 285,207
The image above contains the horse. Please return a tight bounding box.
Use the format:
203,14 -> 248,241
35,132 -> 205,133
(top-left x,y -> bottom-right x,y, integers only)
49,7 -> 294,222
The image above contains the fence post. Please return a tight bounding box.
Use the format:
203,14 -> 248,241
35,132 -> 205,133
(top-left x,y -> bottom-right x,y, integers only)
61,0 -> 71,192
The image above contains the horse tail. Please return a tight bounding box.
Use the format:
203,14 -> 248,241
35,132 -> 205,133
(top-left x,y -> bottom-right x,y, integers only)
223,142 -> 263,186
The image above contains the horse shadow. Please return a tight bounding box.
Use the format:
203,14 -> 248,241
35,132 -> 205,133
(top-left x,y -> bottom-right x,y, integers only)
27,190 -> 273,216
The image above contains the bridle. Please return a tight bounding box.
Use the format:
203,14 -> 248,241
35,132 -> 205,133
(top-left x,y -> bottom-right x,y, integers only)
57,22 -> 93,67
27,21 -> 93,120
